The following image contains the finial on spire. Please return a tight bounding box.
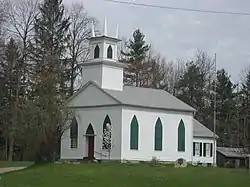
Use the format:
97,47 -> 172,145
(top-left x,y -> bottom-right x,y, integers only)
103,15 -> 107,36
91,21 -> 95,37
116,24 -> 119,38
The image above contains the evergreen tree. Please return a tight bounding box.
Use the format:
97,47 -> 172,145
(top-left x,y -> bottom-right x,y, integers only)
177,61 -> 205,121
176,51 -> 215,131
122,29 -> 150,86
28,0 -> 70,162
239,70 -> 250,151
31,0 -> 70,95
215,69 -> 236,147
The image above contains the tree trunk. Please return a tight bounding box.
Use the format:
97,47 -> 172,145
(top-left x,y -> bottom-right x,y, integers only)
5,137 -> 8,160
136,72 -> 139,87
8,135 -> 14,161
0,77 -> 4,103
248,156 -> 250,172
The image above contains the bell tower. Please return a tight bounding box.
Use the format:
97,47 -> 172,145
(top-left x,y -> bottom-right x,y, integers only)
81,16 -> 125,91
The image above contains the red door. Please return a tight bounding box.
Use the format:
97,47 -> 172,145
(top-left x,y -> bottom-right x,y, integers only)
88,136 -> 94,159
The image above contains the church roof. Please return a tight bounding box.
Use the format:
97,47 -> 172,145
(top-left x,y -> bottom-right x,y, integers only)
193,119 -> 218,138
88,35 -> 121,42
67,81 -> 195,112
103,85 -> 196,112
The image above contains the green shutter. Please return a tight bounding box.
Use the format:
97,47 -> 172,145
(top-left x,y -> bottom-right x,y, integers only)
200,143 -> 202,156
130,116 -> 139,150
193,142 -> 195,156
155,118 -> 163,151
178,119 -> 185,152
203,143 -> 206,157
210,143 -> 213,157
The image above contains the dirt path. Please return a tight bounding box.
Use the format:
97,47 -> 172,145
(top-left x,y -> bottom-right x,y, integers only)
0,167 -> 26,174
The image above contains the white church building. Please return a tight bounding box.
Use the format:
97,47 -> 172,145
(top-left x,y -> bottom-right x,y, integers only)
60,19 -> 217,165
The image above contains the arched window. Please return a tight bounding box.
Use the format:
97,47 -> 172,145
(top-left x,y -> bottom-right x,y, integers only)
70,117 -> 78,149
178,119 -> 185,152
154,118 -> 163,151
94,45 -> 100,58
130,115 -> 139,150
86,123 -> 94,135
102,115 -> 112,150
107,45 -> 113,59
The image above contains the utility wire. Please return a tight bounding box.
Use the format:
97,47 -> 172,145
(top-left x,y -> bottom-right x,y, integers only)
103,0 -> 250,16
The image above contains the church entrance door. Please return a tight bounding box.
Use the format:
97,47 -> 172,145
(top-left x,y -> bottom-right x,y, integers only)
88,136 -> 94,159
85,124 -> 95,159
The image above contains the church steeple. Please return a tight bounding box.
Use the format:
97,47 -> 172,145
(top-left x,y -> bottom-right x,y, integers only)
91,21 -> 95,37
103,15 -> 107,36
116,24 -> 119,38
81,16 -> 125,91
88,16 -> 121,61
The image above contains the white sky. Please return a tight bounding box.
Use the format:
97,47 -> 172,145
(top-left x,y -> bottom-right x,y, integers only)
64,0 -> 250,82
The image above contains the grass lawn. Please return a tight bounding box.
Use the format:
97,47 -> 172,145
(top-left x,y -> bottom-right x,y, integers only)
0,163 -> 250,187
0,161 -> 34,168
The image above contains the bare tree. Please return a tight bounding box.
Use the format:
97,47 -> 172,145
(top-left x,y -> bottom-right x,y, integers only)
66,3 -> 97,95
6,0 -> 39,40
195,49 -> 215,86
0,0 -> 9,38
144,51 -> 167,89
6,0 -> 39,83
163,59 -> 185,95
0,0 -> 39,160
0,0 -> 7,102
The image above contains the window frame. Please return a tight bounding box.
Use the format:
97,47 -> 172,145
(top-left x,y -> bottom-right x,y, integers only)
107,45 -> 113,59
94,45 -> 100,58
70,117 -> 78,149
130,115 -> 139,150
203,143 -> 213,157
70,138 -> 77,149
102,115 -> 112,150
205,143 -> 212,157
194,142 -> 200,156
154,118 -> 163,151
178,119 -> 185,152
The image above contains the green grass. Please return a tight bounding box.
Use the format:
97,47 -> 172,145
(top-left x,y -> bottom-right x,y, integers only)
0,163 -> 250,187
0,161 -> 34,168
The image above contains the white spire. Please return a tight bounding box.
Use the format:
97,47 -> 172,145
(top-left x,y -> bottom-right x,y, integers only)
116,24 -> 119,38
103,15 -> 107,36
91,21 -> 95,37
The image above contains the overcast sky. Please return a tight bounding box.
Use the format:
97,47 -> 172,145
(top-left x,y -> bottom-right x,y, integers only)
64,0 -> 250,82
